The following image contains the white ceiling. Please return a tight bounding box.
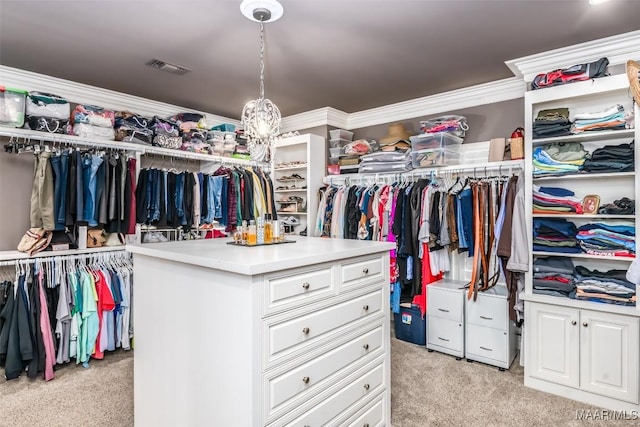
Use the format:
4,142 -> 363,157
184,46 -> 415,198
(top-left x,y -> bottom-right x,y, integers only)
1,0 -> 639,120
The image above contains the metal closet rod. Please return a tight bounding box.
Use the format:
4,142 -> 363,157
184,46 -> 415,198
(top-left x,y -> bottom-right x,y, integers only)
0,249 -> 129,266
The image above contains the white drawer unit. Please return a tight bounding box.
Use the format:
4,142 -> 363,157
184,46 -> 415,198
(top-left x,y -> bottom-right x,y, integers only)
265,288 -> 383,366
426,280 -> 466,359
340,255 -> 384,290
264,265 -> 335,315
264,324 -> 384,421
131,238 -> 393,427
465,285 -> 518,370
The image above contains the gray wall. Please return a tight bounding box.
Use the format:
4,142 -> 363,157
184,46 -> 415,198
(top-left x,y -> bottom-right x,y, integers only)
0,150 -> 34,250
351,98 -> 525,143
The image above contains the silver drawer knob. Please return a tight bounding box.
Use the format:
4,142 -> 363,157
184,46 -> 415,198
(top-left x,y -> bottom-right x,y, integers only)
363,383 -> 370,391
302,282 -> 310,290
583,322 -> 588,327
362,268 -> 369,274
302,327 -> 310,335
363,344 -> 369,350
363,424 -> 370,427
363,305 -> 369,311
571,320 -> 577,325
302,376 -> 310,384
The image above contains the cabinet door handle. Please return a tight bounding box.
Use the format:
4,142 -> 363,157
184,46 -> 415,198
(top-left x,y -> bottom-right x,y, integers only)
480,346 -> 493,352
571,320 -> 577,326
437,308 -> 449,313
363,344 -> 370,350
302,376 -> 310,384
583,322 -> 588,327
438,337 -> 450,342
479,316 -> 493,320
302,327 -> 310,335
302,282 -> 310,290
363,305 -> 369,311
362,268 -> 369,274
363,383 -> 370,391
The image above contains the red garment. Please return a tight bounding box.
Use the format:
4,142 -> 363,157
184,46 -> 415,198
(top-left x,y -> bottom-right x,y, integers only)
412,243 -> 443,316
92,271 -> 115,360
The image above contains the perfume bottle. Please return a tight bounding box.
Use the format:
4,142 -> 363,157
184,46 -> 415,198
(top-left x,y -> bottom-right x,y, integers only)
264,214 -> 273,244
256,216 -> 265,245
247,220 -> 257,246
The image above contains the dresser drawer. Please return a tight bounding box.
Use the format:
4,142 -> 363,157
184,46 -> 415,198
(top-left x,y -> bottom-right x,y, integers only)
427,287 -> 463,322
346,393 -> 384,427
266,289 -> 383,364
265,266 -> 335,315
466,324 -> 508,363
283,362 -> 384,427
427,317 -> 463,353
466,293 -> 507,330
340,256 -> 384,290
265,326 -> 383,421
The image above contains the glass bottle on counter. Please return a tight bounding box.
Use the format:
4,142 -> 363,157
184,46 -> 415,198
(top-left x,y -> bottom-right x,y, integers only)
241,220 -> 248,244
256,216 -> 265,245
264,214 -> 273,244
247,220 -> 257,246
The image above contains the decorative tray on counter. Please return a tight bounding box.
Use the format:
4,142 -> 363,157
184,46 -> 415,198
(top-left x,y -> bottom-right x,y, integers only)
227,239 -> 296,247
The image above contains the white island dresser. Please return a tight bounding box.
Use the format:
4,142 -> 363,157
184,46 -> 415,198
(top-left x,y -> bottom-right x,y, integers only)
127,236 -> 394,427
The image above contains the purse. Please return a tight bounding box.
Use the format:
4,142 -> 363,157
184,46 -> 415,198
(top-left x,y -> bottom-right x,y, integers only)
17,228 -> 53,256
87,228 -> 107,248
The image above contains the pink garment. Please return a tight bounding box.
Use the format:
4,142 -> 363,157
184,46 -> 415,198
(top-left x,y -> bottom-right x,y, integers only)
387,188 -> 398,258
38,270 -> 56,381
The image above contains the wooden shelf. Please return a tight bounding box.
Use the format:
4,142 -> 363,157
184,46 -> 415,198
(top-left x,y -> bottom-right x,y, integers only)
274,189 -> 307,193
532,214 -> 635,219
0,246 -> 127,262
532,129 -> 635,146
273,164 -> 308,171
520,292 -> 639,317
532,171 -> 635,181
276,211 -> 307,215
532,251 -> 635,261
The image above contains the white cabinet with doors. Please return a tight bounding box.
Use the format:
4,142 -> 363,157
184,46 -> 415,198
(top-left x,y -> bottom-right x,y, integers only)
526,301 -> 639,407
521,73 -> 640,411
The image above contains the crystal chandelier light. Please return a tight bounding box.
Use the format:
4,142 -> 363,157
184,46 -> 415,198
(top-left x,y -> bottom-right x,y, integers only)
240,0 -> 283,162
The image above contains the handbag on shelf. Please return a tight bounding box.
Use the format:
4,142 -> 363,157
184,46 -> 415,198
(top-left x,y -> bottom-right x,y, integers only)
87,228 -> 107,248
17,227 -> 53,256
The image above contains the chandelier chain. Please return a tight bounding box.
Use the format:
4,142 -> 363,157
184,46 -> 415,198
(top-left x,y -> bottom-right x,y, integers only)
259,19 -> 265,99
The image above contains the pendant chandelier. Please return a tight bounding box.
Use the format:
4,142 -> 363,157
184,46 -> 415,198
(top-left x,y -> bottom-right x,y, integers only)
240,0 -> 283,162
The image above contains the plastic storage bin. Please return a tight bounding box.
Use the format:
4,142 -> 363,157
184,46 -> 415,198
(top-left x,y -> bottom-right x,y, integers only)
329,138 -> 351,148
409,132 -> 463,151
0,87 -> 27,127
210,123 -> 236,132
329,129 -> 354,141
411,149 -> 461,168
394,304 -> 426,346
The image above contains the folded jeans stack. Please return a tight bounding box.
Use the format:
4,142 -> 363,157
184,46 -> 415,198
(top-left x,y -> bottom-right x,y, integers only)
573,266 -> 636,306
533,218 -> 580,253
532,185 -> 583,214
533,141 -> 587,177
581,141 -> 634,173
532,257 -> 576,298
571,104 -> 627,133
576,222 -> 635,257
533,108 -> 572,138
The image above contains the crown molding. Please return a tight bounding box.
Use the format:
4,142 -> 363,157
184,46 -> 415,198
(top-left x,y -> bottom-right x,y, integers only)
280,107 -> 349,133
505,30 -> 640,82
0,65 -> 240,126
346,78 -> 524,130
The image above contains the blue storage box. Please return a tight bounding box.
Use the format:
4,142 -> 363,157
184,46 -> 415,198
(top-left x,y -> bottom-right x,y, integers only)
210,123 -> 236,132
394,304 -> 426,346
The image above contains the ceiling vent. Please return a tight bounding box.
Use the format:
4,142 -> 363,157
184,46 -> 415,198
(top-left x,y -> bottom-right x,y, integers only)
145,59 -> 191,76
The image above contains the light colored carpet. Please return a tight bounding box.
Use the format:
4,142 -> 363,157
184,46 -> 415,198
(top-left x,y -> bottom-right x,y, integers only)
0,337 -> 632,426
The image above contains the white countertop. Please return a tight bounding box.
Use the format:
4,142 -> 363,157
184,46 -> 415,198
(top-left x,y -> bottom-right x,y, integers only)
126,236 -> 395,275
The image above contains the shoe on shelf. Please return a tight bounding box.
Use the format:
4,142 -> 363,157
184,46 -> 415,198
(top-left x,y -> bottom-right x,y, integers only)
300,227 -> 307,236
156,232 -> 169,242
282,216 -> 300,226
290,173 -> 304,180
281,204 -> 298,212
288,195 -> 304,203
